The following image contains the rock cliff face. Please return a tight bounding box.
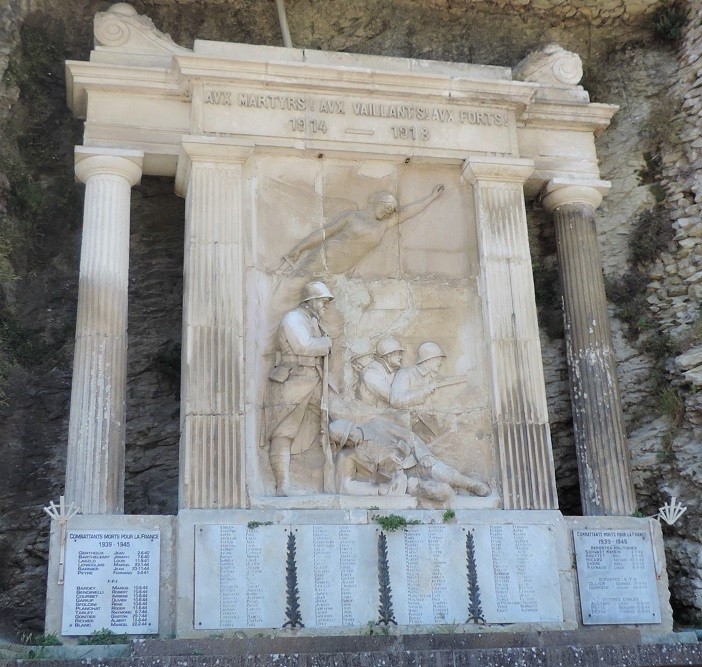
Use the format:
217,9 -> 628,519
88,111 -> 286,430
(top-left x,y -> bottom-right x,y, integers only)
0,0 -> 699,637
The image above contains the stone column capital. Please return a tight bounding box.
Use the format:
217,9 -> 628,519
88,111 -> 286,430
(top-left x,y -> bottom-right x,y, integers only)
75,146 -> 144,186
175,137 -> 255,197
541,177 -> 610,213
462,156 -> 534,186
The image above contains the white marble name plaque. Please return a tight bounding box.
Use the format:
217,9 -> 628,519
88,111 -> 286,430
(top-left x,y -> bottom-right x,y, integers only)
384,524 -> 562,625
62,530 -> 160,635
573,529 -> 661,625
193,523 -> 562,630
194,524 -> 288,629
480,524 -> 563,623
296,525 -> 378,627
385,524 -> 468,625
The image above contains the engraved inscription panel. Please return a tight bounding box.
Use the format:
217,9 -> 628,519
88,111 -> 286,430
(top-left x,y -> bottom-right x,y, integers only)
62,530 -> 160,635
194,524 -> 288,629
202,89 -> 515,155
476,524 -> 562,623
574,529 -> 661,625
295,525 -> 378,627
385,524 -> 469,625
385,524 -> 561,625
193,523 -> 562,629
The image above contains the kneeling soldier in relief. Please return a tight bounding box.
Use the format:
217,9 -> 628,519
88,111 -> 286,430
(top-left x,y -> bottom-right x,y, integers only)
329,417 -> 490,502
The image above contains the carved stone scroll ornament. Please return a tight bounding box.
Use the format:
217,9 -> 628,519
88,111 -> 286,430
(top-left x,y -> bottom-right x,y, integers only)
94,3 -> 191,55
513,43 -> 583,86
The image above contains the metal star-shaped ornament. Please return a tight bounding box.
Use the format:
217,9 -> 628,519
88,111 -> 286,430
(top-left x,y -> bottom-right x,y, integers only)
43,496 -> 81,585
656,496 -> 687,526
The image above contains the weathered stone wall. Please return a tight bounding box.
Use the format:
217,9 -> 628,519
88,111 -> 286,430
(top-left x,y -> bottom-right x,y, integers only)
0,0 -> 699,637
640,2 -> 702,623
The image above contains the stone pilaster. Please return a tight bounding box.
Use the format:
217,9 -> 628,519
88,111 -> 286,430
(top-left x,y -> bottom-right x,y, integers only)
542,180 -> 636,516
176,140 -> 252,509
463,157 -> 558,510
66,147 -> 143,514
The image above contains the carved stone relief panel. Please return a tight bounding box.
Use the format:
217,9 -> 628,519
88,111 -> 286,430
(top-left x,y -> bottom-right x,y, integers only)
243,154 -> 495,506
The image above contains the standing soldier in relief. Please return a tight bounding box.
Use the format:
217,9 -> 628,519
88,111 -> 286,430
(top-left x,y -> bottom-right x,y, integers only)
266,281 -> 334,496
359,337 -> 405,408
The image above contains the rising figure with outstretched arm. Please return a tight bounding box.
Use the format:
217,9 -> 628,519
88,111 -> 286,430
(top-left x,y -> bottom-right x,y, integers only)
284,185 -> 445,274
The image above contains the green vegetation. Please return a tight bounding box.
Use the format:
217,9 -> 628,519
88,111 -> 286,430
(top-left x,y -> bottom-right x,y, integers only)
364,620 -> 390,636
605,270 -> 655,341
17,633 -> 64,660
653,1 -> 688,43
372,514 -> 421,531
659,386 -> 685,426
77,629 -> 130,645
629,207 -> 674,268
21,632 -> 62,647
247,520 -> 273,529
442,509 -> 456,522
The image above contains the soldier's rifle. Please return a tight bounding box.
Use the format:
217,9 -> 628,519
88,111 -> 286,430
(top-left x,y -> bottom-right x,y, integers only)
432,375 -> 468,390
319,323 -> 335,493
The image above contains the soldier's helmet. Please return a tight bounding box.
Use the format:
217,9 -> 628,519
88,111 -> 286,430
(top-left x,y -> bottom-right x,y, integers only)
377,337 -> 404,357
301,281 -> 334,302
417,341 -> 446,363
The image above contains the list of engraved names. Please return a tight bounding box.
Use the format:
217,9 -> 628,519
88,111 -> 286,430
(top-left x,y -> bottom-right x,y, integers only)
574,529 -> 661,625
62,530 -> 160,635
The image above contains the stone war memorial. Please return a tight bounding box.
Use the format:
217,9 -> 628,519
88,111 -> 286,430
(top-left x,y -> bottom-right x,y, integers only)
46,1 -> 677,642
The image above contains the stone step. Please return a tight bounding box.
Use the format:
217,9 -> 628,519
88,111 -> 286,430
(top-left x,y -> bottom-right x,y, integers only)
2,633 -> 701,667
130,628 -> 646,656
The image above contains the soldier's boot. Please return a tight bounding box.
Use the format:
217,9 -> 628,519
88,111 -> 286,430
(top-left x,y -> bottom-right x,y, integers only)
270,439 -> 292,496
431,461 -> 491,497
407,476 -> 453,503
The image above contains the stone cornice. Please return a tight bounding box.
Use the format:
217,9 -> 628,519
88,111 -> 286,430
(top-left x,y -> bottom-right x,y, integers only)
65,9 -> 617,196
518,101 -> 618,135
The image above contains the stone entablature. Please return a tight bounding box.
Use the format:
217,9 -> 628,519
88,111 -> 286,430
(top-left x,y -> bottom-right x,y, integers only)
67,5 -> 615,199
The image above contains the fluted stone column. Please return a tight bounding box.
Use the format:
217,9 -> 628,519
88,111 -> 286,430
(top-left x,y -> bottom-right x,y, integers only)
176,140 -> 252,509
542,179 -> 636,516
464,157 -> 558,510
66,147 -> 143,514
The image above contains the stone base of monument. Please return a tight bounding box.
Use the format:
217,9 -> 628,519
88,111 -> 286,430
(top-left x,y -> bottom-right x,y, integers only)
46,510 -> 677,642
7,633 -> 702,667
